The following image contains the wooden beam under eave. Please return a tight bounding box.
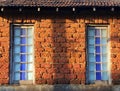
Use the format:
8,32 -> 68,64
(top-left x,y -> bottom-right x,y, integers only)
1,8 -> 4,12
93,7 -> 96,11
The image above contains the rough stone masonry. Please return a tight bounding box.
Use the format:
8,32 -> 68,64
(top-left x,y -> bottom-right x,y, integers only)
0,10 -> 119,85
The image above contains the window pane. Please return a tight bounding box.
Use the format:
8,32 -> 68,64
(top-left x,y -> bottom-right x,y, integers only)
21,37 -> 26,44
87,26 -> 109,83
96,46 -> 100,53
14,72 -> 20,80
28,64 -> 33,71
14,37 -> 20,45
96,64 -> 101,71
95,29 -> 100,36
28,55 -> 33,62
14,46 -> 20,53
28,72 -> 33,80
14,54 -> 20,62
14,63 -> 20,71
96,54 -> 101,62
102,46 -> 107,54
28,28 -> 33,36
14,28 -> 20,36
88,29 -> 94,36
88,54 -> 95,62
20,64 -> 26,71
101,38 -> 107,44
96,72 -> 101,80
88,46 -> 94,53
95,37 -> 100,44
21,29 -> 26,35
102,55 -> 107,62
21,54 -> 27,62
28,37 -> 33,45
13,26 -> 34,82
21,46 -> 27,53
102,72 -> 108,80
89,63 -> 95,71
88,37 -> 94,45
89,72 -> 95,81
101,29 -> 107,37
102,63 -> 108,71
20,72 -> 26,80
27,46 -> 33,53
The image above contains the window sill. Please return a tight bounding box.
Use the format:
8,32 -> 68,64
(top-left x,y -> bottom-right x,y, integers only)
19,80 -> 33,85
94,81 -> 109,85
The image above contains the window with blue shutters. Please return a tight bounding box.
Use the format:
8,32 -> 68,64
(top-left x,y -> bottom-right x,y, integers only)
11,25 -> 34,84
86,26 -> 110,84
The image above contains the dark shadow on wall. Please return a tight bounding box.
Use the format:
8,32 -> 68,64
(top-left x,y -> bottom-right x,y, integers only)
1,7 -> 120,86
51,13 -> 70,85
0,9 -> 72,86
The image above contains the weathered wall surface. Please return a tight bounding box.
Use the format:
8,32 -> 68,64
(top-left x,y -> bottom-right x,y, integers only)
0,85 -> 114,91
34,17 -> 86,84
0,16 -> 10,84
0,10 -> 119,85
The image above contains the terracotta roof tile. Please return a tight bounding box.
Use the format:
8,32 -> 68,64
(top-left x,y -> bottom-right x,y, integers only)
0,0 -> 120,7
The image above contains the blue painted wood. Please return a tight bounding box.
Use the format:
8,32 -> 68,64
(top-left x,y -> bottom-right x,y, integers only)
96,72 -> 101,80
21,37 -> 26,44
89,72 -> 95,81
88,37 -> 94,45
15,72 -> 20,80
20,72 -> 26,80
14,37 -> 20,45
21,29 -> 26,35
87,27 -> 109,83
102,72 -> 108,80
95,29 -> 100,36
102,46 -> 107,54
88,29 -> 95,36
96,64 -> 101,71
21,46 -> 26,53
14,54 -> 20,62
20,29 -> 27,80
13,27 -> 34,82
14,28 -> 20,36
102,38 -> 107,44
96,54 -> 101,62
21,64 -> 26,71
96,46 -> 100,53
95,37 -> 100,44
21,55 -> 26,62
89,63 -> 95,71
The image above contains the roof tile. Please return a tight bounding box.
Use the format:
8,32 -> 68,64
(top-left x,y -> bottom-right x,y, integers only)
0,0 -> 120,7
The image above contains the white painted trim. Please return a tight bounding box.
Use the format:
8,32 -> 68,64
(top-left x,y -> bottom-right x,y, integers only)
108,25 -> 112,85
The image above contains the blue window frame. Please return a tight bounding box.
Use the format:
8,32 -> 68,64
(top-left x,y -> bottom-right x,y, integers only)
11,25 -> 34,84
87,26 -> 110,84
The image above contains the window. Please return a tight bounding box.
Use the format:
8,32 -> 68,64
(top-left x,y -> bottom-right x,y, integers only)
86,26 -> 110,84
10,25 -> 34,84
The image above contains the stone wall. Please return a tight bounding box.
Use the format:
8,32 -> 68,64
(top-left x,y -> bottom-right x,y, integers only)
0,16 -> 10,84
35,18 -> 86,84
0,10 -> 119,84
